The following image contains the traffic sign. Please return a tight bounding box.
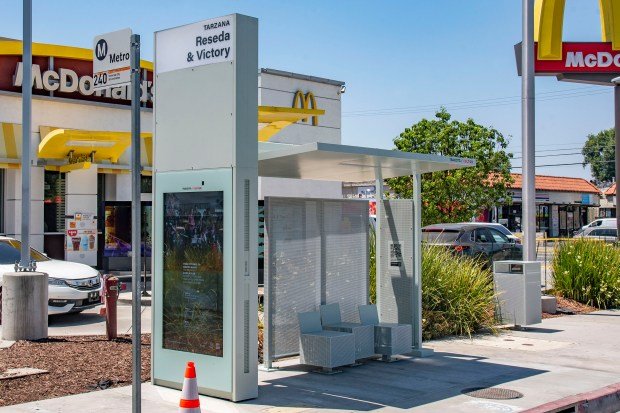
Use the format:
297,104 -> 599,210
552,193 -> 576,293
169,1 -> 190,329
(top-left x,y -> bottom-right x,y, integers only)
93,28 -> 132,90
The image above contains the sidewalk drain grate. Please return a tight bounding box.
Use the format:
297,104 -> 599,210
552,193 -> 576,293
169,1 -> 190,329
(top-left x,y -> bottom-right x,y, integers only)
461,387 -> 524,400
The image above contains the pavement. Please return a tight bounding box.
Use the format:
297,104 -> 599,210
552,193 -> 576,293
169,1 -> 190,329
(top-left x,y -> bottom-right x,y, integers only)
2,309 -> 620,412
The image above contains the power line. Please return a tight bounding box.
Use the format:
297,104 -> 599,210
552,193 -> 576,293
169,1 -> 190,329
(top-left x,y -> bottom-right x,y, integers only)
512,152 -> 583,160
509,141 -> 589,149
512,145 -> 616,159
343,89 -> 609,118
343,86 -> 603,115
509,143 -> 616,155
512,147 -> 584,154
512,159 -> 616,168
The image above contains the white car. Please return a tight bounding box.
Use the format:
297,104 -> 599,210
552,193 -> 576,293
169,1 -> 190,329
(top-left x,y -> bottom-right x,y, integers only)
581,218 -> 616,230
574,227 -> 618,243
0,237 -> 102,315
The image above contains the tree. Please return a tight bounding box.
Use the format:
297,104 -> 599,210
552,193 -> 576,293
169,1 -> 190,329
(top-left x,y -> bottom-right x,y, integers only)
387,109 -> 513,226
582,128 -> 615,184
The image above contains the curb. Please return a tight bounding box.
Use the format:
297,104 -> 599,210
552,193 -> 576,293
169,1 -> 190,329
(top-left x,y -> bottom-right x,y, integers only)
522,382 -> 620,413
118,297 -> 152,307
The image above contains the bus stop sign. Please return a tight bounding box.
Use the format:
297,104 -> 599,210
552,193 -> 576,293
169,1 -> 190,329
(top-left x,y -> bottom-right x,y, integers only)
93,28 -> 132,90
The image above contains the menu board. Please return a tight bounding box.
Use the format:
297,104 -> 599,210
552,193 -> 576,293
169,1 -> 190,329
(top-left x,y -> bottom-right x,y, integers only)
162,191 -> 224,356
66,212 -> 97,252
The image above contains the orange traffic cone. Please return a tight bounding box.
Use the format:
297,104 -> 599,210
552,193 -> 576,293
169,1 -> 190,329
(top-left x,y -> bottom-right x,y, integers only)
179,361 -> 201,413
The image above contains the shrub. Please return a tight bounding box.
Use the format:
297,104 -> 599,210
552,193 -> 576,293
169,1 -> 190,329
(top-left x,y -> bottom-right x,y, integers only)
552,239 -> 620,309
368,227 -> 496,339
422,245 -> 496,339
368,224 -> 377,304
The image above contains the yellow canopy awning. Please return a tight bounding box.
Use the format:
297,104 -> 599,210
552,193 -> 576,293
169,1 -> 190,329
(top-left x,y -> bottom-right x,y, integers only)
0,123 -> 21,169
258,106 -> 325,142
0,105 -> 324,171
38,127 -> 152,164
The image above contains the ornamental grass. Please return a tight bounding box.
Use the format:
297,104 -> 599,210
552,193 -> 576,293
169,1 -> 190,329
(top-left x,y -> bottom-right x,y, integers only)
368,224 -> 496,340
552,239 -> 620,309
421,245 -> 496,340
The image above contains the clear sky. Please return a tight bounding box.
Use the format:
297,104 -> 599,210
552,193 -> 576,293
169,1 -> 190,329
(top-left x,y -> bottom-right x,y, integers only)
3,1 -> 614,180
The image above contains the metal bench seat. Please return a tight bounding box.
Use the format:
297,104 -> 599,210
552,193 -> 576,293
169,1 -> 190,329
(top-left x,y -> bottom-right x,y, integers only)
358,304 -> 412,361
320,303 -> 375,361
298,311 -> 355,372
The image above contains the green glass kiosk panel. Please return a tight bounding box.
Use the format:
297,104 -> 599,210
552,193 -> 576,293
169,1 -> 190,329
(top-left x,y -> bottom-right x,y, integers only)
162,191 -> 224,357
153,169 -> 233,397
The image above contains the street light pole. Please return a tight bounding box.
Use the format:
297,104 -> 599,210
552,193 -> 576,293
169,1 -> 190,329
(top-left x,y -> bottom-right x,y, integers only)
522,0 -> 536,260
19,0 -> 33,271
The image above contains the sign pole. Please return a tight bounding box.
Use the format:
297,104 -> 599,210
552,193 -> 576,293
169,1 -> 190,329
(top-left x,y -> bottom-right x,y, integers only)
522,0 -> 536,261
615,85 -> 620,242
19,0 -> 33,271
130,33 -> 142,413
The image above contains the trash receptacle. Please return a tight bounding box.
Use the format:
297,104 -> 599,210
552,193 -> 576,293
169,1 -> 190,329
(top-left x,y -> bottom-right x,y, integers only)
493,261 -> 542,326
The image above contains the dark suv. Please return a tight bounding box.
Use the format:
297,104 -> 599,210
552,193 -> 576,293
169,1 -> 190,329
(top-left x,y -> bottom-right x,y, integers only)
422,223 -> 523,266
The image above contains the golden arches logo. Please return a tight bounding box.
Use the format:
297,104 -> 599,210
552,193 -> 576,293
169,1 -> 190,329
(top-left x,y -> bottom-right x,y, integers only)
535,0 -> 620,60
292,90 -> 320,126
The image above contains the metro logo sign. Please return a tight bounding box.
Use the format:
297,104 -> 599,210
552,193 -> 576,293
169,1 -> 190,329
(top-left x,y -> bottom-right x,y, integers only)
535,42 -> 620,74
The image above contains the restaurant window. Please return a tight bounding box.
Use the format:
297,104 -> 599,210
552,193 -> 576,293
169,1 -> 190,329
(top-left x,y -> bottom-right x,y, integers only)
44,171 -> 66,232
141,175 -> 152,193
536,205 -> 549,235
103,201 -> 152,268
500,204 -> 522,233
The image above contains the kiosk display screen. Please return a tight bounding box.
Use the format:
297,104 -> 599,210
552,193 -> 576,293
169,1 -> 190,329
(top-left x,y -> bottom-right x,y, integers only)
162,191 -> 224,356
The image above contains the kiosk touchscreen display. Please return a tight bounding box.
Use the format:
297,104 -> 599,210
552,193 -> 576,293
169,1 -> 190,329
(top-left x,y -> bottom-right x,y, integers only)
162,191 -> 224,356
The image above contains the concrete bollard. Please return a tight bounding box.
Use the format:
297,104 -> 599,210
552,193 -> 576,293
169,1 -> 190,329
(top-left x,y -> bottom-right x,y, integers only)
541,295 -> 557,315
1,272 -> 48,341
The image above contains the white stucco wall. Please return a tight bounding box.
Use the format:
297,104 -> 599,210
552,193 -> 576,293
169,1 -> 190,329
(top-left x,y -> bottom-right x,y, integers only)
258,70 -> 344,200
0,92 -> 151,257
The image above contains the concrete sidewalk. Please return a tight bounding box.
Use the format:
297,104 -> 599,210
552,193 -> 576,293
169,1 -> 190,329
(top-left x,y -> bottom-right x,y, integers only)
2,310 -> 620,412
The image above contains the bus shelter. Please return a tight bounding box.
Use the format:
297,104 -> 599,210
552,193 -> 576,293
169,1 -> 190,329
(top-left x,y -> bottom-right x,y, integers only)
258,142 -> 475,369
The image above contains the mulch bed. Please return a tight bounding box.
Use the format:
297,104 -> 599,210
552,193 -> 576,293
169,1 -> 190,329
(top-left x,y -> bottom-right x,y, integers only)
542,296 -> 598,319
0,334 -> 150,407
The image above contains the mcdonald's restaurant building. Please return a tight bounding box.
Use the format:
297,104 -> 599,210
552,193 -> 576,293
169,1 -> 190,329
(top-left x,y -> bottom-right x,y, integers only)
0,40 -> 344,271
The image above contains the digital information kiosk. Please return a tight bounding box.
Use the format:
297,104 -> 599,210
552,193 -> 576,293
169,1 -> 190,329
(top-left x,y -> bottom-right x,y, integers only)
151,14 -> 259,401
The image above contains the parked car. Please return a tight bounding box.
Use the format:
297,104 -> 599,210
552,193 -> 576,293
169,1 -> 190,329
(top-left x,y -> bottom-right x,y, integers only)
573,227 -> 618,243
0,237 -> 102,315
581,218 -> 616,231
422,223 -> 523,266
458,222 -> 521,244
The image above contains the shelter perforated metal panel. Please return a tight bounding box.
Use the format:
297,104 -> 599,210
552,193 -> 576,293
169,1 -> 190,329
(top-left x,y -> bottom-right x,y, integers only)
265,198 -> 321,359
264,197 -> 368,362
378,200 -> 414,325
323,201 -> 369,323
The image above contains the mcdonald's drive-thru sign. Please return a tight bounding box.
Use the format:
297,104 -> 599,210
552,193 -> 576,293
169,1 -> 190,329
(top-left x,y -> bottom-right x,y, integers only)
517,0 -> 620,79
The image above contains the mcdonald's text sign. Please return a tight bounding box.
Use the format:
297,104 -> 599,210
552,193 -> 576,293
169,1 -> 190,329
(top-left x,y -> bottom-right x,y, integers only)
535,42 -> 620,74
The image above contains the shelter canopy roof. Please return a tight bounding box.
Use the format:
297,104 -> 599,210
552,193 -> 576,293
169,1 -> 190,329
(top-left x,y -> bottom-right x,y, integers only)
258,142 -> 476,181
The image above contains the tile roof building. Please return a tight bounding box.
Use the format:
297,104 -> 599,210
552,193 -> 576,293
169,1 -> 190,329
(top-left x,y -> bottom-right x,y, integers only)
507,173 -> 600,194
484,173 -> 600,237
599,183 -> 617,218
